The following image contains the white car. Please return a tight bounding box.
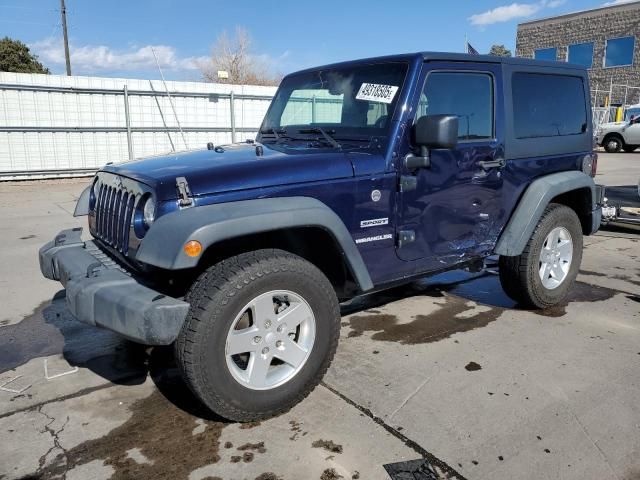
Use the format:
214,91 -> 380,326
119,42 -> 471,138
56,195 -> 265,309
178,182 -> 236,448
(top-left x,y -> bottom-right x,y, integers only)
596,117 -> 640,153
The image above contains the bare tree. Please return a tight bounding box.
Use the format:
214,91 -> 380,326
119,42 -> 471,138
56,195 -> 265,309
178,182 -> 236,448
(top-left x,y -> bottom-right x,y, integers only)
201,27 -> 281,86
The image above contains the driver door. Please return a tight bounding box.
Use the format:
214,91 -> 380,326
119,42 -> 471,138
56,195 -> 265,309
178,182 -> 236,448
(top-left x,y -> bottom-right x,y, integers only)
396,62 -> 505,271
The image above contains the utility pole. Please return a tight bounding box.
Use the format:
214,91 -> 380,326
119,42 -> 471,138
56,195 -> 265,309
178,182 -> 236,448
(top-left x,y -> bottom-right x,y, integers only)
60,0 -> 71,76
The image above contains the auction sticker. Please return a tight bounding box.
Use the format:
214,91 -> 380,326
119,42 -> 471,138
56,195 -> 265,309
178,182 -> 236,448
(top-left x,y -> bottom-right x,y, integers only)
356,83 -> 399,104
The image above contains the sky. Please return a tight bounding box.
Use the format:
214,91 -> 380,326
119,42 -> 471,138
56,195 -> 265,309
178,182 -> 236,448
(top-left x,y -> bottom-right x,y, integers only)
1,0 -> 638,81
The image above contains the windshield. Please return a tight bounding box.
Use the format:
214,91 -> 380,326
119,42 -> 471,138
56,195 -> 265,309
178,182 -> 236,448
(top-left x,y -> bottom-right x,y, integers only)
625,107 -> 640,122
260,62 -> 409,143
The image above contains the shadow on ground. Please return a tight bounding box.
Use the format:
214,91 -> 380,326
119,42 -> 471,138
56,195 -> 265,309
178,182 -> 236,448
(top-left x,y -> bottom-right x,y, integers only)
0,271 -> 623,426
0,291 -> 218,421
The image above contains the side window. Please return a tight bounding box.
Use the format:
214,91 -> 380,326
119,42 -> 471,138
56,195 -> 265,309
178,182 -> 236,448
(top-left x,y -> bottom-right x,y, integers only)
418,72 -> 494,141
512,73 -> 586,139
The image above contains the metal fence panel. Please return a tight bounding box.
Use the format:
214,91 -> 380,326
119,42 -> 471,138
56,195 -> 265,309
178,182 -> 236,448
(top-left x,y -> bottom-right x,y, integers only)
0,72 -> 277,180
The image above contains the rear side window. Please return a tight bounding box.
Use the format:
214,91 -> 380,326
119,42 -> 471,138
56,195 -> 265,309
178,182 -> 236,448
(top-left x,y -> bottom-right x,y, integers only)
512,73 -> 586,139
418,72 -> 494,140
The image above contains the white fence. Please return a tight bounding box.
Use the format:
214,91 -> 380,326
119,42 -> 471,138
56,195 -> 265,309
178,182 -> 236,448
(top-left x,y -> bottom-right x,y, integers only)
0,72 -> 277,180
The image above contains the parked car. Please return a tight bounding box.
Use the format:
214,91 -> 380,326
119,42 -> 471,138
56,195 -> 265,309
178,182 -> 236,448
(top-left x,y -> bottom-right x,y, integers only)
596,116 -> 640,153
40,52 -> 603,421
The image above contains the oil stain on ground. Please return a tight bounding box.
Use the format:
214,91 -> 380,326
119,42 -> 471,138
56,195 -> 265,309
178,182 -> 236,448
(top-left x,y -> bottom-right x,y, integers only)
346,274 -> 619,344
320,468 -> 343,480
34,381 -> 229,480
531,281 -> 618,318
465,362 -> 482,371
311,439 -> 343,454
347,295 -> 502,345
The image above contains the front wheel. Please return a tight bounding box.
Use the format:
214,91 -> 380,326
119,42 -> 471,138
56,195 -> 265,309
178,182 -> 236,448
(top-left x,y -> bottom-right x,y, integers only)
175,249 -> 340,422
604,136 -> 623,153
499,204 -> 583,308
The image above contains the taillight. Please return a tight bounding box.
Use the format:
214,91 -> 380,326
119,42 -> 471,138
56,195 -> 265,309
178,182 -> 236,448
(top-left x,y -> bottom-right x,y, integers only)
581,153 -> 597,177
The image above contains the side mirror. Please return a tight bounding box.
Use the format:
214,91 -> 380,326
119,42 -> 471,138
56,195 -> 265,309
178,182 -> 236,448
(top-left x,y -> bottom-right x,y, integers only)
413,114 -> 459,150
405,115 -> 459,170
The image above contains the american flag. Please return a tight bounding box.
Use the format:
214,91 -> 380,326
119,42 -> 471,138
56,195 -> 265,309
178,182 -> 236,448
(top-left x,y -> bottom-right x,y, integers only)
466,42 -> 479,55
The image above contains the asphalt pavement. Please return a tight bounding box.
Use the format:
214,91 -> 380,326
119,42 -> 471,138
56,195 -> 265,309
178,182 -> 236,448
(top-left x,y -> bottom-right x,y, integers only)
0,153 -> 639,480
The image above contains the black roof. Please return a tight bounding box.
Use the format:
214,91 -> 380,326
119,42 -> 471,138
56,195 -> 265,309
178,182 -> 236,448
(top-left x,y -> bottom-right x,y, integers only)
288,51 -> 587,77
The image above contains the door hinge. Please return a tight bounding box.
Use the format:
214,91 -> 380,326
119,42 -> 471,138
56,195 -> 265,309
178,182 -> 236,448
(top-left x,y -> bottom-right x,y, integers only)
176,176 -> 193,207
397,230 -> 416,248
398,175 -> 417,192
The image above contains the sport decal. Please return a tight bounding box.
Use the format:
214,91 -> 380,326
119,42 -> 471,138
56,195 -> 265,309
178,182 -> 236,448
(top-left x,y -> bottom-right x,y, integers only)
355,83 -> 399,104
360,217 -> 389,228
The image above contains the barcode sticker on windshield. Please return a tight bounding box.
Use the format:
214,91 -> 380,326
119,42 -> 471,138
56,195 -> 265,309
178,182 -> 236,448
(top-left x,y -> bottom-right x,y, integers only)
356,83 -> 399,104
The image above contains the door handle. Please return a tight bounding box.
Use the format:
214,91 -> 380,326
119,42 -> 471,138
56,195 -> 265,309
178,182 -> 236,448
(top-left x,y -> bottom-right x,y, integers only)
478,157 -> 506,170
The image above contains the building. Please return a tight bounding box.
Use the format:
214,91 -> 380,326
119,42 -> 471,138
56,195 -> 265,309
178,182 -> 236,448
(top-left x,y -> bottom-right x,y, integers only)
516,1 -> 640,106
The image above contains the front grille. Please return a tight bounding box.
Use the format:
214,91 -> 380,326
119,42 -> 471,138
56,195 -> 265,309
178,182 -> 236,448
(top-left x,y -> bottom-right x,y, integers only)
94,180 -> 136,254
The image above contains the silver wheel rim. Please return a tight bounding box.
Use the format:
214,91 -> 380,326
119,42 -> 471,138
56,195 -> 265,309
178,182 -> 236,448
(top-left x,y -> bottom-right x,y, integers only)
538,226 -> 573,290
225,290 -> 316,390
608,140 -> 618,151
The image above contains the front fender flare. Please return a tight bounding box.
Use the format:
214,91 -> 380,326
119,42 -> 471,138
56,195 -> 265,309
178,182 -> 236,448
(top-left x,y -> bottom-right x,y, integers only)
135,196 -> 374,292
495,171 -> 596,256
73,185 -> 91,217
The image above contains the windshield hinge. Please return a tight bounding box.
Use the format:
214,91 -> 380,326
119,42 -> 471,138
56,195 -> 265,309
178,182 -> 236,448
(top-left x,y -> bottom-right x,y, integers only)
176,176 -> 193,207
398,175 -> 417,193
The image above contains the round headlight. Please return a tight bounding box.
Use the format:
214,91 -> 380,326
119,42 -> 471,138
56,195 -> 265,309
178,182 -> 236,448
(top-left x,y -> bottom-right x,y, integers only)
143,196 -> 156,226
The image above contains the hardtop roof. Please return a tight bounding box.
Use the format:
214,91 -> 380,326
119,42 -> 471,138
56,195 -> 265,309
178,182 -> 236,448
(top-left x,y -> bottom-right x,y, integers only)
286,51 -> 587,77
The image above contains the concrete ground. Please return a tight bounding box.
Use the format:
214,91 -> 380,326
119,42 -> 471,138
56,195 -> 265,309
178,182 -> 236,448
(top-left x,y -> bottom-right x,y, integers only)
0,153 -> 639,480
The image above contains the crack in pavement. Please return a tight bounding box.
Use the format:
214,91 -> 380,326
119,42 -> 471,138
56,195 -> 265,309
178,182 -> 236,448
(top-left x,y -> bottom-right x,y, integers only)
320,382 -> 467,480
388,374 -> 435,421
37,405 -> 70,476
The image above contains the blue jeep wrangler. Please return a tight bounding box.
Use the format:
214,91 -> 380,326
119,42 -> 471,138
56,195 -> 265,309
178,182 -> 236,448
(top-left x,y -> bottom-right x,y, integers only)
40,52 -> 603,421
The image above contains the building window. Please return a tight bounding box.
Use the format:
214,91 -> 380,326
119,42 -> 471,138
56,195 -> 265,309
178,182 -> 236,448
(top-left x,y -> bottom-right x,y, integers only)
534,47 -> 557,61
567,42 -> 594,68
604,36 -> 635,67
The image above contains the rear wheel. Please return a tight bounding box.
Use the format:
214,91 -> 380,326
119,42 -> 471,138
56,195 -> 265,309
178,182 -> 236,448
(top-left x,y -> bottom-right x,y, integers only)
604,136 -> 623,153
175,249 -> 340,421
499,204 -> 583,308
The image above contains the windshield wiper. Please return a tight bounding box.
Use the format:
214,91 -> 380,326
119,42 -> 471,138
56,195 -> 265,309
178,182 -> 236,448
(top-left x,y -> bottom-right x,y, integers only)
259,127 -> 287,140
298,128 -> 341,149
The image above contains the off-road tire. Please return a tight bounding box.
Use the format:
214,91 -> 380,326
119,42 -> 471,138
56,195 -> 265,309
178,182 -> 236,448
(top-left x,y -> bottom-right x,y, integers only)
603,135 -> 623,153
175,249 -> 340,422
499,203 -> 583,309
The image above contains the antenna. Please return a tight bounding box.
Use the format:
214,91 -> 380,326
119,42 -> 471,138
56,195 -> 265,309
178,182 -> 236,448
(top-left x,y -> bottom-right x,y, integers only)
151,47 -> 189,151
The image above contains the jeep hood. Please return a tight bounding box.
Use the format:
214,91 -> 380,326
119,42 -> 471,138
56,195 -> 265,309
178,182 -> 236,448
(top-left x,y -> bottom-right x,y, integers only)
101,143 -> 355,200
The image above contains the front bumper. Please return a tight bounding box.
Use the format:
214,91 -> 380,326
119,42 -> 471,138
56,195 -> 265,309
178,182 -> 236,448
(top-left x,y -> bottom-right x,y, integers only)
39,228 -> 189,345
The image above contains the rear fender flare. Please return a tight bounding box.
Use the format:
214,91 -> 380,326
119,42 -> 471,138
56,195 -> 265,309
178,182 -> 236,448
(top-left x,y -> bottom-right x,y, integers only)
495,171 -> 596,256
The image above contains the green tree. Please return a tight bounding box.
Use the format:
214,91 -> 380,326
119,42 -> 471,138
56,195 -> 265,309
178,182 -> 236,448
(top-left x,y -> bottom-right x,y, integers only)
488,44 -> 512,57
0,37 -> 50,74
